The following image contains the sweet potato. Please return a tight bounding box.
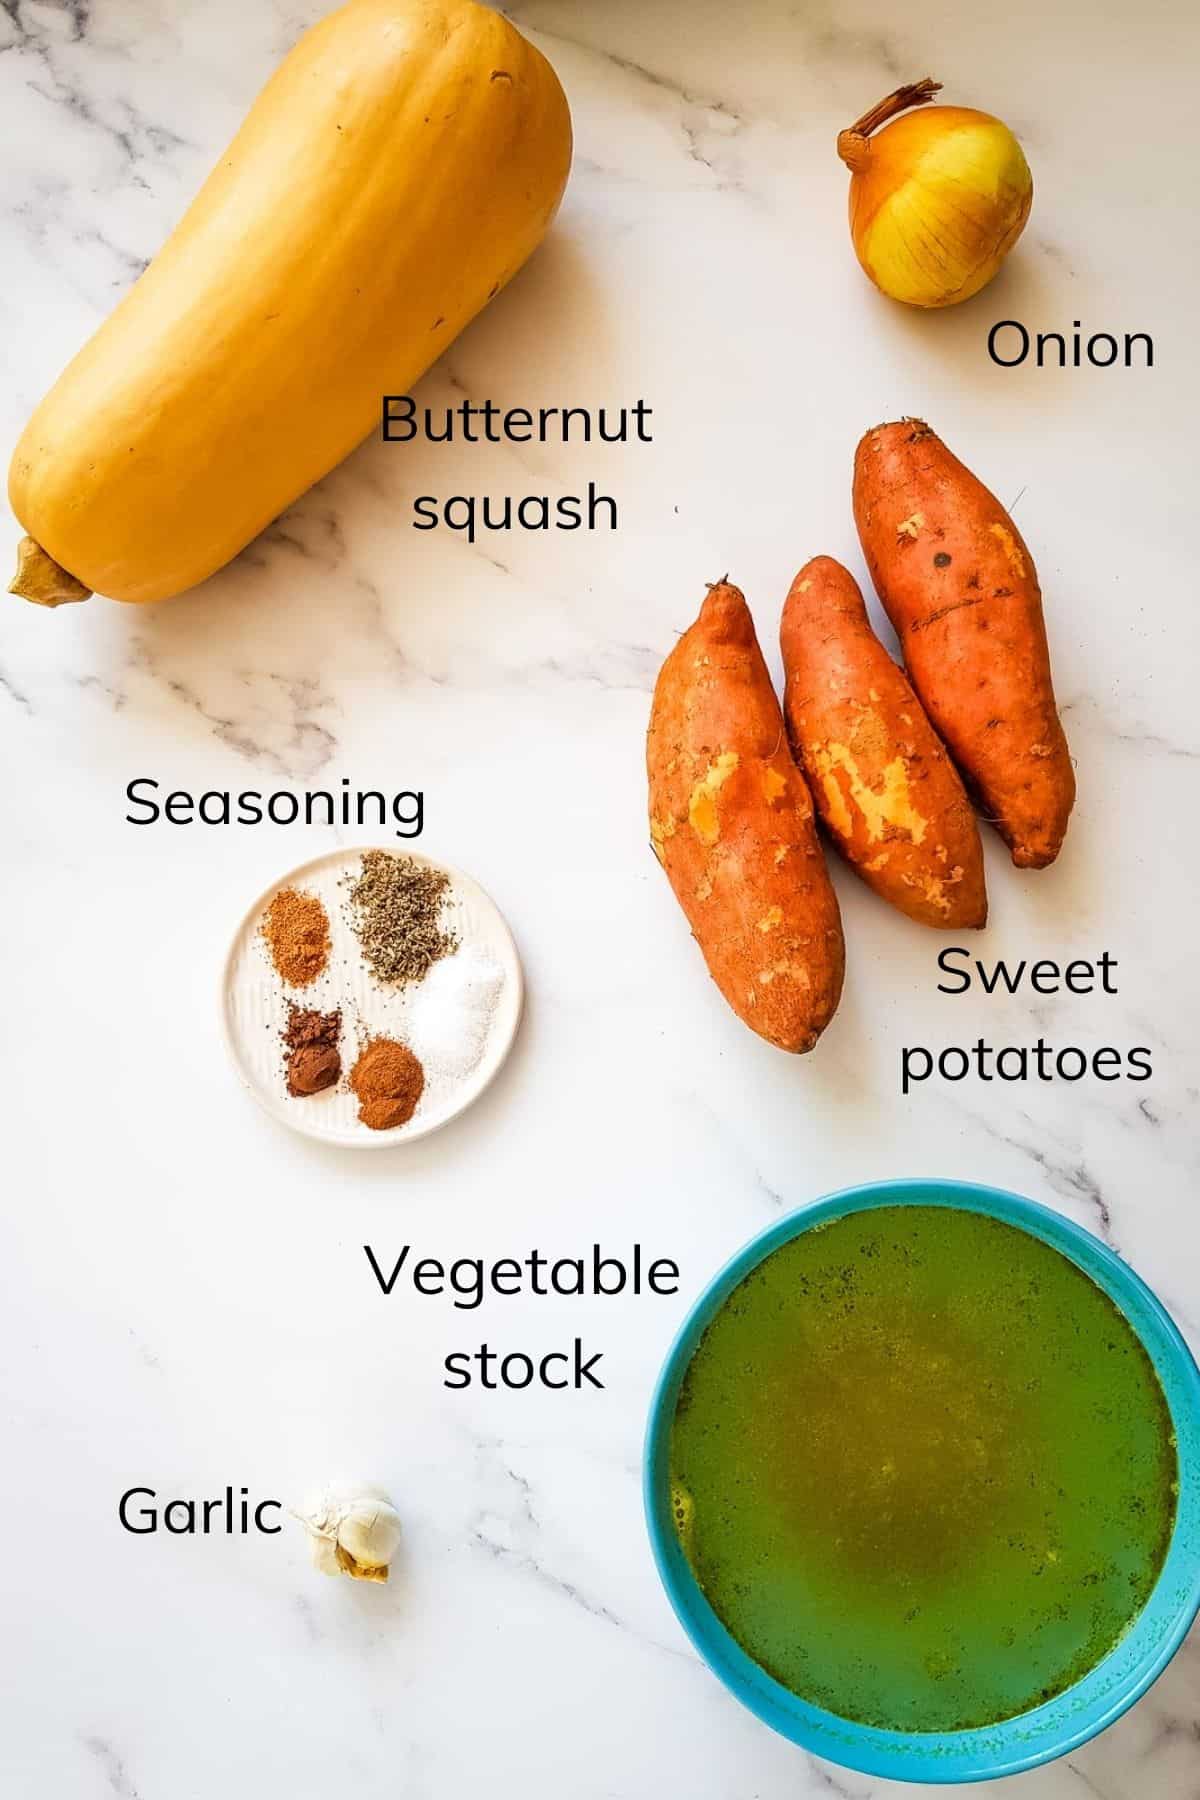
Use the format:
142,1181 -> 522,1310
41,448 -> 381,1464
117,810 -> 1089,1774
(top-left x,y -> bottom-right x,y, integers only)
647,580 -> 844,1053
780,556 -> 986,928
853,419 -> 1074,869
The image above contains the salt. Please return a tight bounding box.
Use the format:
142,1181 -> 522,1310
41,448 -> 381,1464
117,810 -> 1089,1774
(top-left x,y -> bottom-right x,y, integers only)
408,945 -> 505,1081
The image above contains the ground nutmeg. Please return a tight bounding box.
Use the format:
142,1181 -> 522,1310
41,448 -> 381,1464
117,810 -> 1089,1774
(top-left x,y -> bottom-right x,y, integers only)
262,886 -> 331,987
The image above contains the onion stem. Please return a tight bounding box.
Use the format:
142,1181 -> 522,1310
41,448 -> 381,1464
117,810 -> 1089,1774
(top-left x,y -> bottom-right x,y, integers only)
847,77 -> 942,141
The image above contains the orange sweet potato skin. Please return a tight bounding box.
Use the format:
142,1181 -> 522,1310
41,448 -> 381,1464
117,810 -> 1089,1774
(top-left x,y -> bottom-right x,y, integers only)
853,420 -> 1074,869
647,581 -> 844,1053
780,556 -> 986,928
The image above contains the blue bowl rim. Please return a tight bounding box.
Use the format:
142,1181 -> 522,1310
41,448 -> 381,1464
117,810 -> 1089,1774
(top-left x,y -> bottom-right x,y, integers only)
643,1178 -> 1200,1785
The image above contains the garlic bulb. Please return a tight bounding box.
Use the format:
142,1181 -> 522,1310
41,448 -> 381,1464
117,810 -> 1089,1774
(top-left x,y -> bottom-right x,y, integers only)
298,1483 -> 403,1583
837,78 -> 1032,309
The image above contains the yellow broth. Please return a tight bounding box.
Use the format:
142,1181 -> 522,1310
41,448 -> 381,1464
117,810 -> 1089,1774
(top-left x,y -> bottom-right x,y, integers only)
669,1206 -> 1177,1731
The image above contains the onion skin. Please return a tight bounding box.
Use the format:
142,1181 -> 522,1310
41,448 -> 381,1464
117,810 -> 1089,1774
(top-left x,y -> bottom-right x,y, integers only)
842,104 -> 1032,309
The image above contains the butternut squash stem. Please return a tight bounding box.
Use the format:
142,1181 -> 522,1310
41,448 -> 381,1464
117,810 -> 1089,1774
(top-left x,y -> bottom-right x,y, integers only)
8,536 -> 92,606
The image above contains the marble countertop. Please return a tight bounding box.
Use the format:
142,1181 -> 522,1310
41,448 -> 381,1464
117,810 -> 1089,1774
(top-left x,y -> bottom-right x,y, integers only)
3,0 -> 1198,1793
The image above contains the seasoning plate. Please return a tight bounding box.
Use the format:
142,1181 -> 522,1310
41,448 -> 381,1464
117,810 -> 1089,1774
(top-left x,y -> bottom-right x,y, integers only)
220,848 -> 524,1148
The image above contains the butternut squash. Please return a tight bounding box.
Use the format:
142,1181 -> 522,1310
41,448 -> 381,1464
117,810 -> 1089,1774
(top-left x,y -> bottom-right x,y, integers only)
8,0 -> 571,606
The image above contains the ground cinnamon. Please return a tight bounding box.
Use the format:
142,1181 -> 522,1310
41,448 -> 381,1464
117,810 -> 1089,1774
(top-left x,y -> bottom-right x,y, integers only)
262,886 -> 331,987
349,1036 -> 425,1131
282,1005 -> 342,1097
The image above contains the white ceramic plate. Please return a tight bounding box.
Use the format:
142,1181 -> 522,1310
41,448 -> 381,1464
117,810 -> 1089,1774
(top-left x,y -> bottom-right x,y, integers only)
221,847 -> 524,1147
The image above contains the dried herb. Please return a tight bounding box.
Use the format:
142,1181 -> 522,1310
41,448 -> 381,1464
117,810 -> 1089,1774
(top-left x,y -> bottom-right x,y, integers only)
344,851 -> 457,986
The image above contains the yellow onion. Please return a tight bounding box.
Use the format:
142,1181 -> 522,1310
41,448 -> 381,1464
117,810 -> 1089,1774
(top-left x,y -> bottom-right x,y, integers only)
838,78 -> 1032,308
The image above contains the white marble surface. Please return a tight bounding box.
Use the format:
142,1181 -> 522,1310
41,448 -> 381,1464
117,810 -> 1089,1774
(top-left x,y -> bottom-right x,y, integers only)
3,0 -> 1199,1793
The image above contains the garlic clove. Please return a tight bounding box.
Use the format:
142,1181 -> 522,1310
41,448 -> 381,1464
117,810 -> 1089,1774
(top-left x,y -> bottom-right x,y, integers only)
334,1540 -> 390,1583
334,1495 -> 404,1577
308,1531 -> 344,1578
297,1483 -> 403,1582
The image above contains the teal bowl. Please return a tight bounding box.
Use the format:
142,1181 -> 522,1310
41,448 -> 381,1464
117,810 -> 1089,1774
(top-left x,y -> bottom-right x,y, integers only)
644,1179 -> 1200,1784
